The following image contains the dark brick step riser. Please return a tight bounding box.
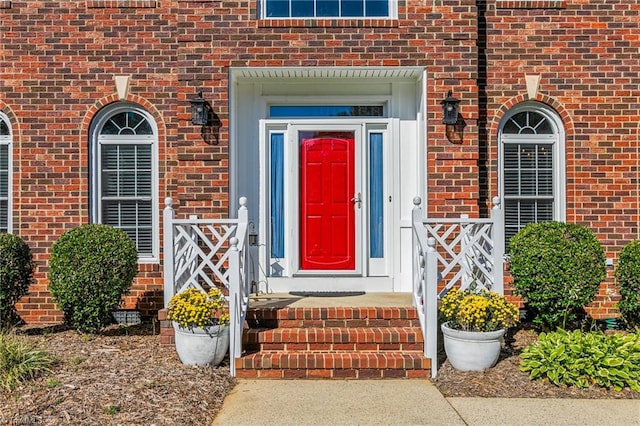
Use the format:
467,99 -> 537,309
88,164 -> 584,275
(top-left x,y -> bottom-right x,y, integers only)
247,342 -> 425,352
248,319 -> 421,328
238,353 -> 429,370
235,369 -> 432,379
244,327 -> 424,344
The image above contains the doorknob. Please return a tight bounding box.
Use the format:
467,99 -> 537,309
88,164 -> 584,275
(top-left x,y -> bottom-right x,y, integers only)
351,192 -> 362,209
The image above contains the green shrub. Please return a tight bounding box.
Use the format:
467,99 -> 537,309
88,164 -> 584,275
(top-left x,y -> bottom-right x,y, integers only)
520,329 -> 640,392
0,234 -> 34,328
615,240 -> 640,330
49,224 -> 138,334
0,333 -> 55,390
509,222 -> 606,329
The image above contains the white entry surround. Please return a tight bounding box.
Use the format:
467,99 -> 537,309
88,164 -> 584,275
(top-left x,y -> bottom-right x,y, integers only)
229,67 -> 426,293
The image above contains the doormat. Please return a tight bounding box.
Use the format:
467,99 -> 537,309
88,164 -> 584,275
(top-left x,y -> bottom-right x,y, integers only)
289,291 -> 365,297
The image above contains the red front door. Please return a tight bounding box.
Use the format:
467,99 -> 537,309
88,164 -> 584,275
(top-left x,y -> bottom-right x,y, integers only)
299,131 -> 356,270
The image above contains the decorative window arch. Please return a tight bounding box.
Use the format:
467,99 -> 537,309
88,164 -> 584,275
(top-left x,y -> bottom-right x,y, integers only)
499,102 -> 566,248
0,112 -> 12,233
90,104 -> 159,262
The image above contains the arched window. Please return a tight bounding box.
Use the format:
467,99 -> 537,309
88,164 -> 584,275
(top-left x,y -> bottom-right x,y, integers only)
90,104 -> 158,261
0,113 -> 11,233
499,103 -> 565,248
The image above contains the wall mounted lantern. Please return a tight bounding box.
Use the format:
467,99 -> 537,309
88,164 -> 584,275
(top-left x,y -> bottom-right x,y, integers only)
441,90 -> 465,144
190,90 -> 212,126
441,90 -> 460,125
189,90 -> 221,144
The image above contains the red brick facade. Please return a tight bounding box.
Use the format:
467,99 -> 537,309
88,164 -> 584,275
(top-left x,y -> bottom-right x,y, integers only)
1,0 -> 637,323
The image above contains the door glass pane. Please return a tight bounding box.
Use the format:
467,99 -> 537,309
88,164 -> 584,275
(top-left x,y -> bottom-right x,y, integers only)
270,105 -> 383,118
369,133 -> 383,258
270,133 -> 285,258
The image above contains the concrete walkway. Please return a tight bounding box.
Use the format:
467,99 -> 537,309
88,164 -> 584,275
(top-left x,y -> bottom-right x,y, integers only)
212,379 -> 640,426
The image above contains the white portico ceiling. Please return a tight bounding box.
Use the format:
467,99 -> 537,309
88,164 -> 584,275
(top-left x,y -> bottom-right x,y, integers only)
230,66 -> 425,82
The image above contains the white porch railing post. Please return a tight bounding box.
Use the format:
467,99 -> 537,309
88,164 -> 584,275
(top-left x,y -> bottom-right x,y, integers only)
411,197 -> 423,300
228,236 -> 240,377
163,197 -> 175,308
491,196 -> 505,294
229,196 -> 249,377
425,237 -> 439,378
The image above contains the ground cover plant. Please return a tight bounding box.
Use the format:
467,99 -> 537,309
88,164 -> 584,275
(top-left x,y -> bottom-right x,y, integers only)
615,239 -> 640,330
508,221 -> 606,330
520,329 -> 640,392
0,233 -> 34,328
48,224 -> 138,333
0,332 -> 54,390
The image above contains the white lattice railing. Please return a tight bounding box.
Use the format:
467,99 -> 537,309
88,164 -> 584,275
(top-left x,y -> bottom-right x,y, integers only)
163,197 -> 250,377
412,196 -> 505,377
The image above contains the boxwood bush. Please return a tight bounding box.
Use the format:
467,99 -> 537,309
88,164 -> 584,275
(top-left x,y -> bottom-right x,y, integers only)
509,221 -> 606,329
49,224 -> 138,333
0,234 -> 34,328
615,239 -> 640,330
520,329 -> 640,392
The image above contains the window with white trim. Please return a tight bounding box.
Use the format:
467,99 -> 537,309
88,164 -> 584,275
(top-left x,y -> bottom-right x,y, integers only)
261,0 -> 395,18
0,113 -> 11,233
90,105 -> 158,261
500,105 -> 565,249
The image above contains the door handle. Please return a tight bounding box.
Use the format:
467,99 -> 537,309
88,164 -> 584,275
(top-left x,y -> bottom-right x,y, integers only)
351,192 -> 362,209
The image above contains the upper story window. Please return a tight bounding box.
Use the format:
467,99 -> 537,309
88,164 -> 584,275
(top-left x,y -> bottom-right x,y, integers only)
0,113 -> 11,233
262,0 -> 394,18
90,105 -> 159,262
499,104 -> 565,249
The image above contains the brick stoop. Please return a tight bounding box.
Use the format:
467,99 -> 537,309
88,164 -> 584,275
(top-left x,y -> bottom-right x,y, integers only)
235,306 -> 431,379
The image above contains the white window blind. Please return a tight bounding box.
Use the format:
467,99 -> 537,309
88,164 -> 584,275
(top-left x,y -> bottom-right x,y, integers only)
0,117 -> 10,233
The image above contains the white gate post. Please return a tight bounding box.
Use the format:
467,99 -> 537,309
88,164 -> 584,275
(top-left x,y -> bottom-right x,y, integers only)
163,197 -> 175,308
229,197 -> 248,377
228,236 -> 240,377
491,196 -> 505,294
425,237 -> 439,378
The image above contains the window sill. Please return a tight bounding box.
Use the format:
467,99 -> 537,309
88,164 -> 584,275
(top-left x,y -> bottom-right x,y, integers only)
258,18 -> 398,29
495,0 -> 566,9
87,0 -> 157,8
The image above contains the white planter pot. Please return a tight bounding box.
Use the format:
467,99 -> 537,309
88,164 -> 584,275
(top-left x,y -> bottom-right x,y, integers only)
173,322 -> 230,367
441,322 -> 505,371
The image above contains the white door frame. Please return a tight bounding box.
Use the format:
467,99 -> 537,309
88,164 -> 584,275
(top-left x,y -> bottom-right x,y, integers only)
260,118 -> 394,281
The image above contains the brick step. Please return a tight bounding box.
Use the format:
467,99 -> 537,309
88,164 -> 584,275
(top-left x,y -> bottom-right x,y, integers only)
235,352 -> 431,379
244,327 -> 424,352
245,306 -> 419,328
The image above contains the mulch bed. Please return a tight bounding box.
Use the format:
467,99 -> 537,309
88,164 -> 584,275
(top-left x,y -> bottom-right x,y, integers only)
0,323 -> 235,426
2,322 -> 639,426
433,326 -> 640,399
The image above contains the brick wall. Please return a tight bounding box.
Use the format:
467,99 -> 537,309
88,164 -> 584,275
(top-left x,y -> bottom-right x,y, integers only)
1,1 -> 482,324
484,0 -> 640,318
4,0 -> 633,324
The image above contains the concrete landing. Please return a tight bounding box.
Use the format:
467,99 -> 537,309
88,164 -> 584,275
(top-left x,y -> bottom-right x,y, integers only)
248,292 -> 413,309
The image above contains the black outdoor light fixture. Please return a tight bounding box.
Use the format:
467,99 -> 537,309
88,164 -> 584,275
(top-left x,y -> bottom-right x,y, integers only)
190,90 -> 212,126
441,90 -> 465,144
441,89 -> 460,125
189,90 -> 221,144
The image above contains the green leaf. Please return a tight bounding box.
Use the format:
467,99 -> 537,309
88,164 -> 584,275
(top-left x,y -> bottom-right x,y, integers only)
603,357 -> 624,367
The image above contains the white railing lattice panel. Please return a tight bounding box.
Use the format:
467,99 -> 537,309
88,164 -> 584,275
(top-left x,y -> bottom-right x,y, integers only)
411,196 -> 505,377
163,197 -> 251,377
